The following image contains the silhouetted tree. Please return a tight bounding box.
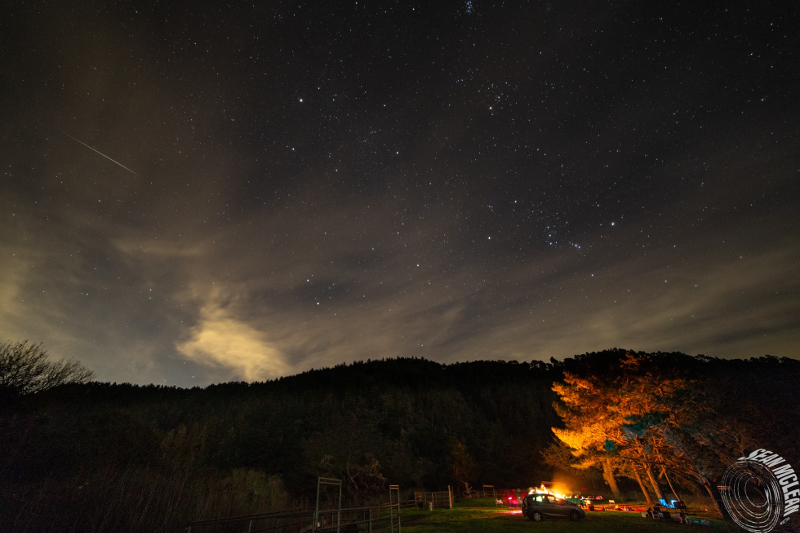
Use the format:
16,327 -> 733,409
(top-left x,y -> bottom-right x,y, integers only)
0,340 -> 94,397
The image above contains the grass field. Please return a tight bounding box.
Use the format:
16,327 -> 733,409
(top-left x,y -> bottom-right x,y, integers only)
398,499 -> 737,533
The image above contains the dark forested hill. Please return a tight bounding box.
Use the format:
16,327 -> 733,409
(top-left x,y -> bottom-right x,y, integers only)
2,352 -> 798,532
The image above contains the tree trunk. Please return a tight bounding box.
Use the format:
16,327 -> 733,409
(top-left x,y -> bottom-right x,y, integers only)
630,461 -> 654,505
602,458 -> 623,501
645,463 -> 664,501
701,477 -> 728,519
661,467 -> 682,502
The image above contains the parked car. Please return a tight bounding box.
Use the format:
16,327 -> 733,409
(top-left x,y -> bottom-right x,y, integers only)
521,493 -> 586,522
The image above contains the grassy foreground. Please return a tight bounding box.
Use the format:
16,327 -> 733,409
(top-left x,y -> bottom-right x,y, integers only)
398,499 -> 735,533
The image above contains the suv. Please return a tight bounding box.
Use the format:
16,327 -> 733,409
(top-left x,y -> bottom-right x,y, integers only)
521,493 -> 586,522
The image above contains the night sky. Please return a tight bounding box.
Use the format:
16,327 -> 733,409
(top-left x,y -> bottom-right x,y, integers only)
2,1 -> 798,387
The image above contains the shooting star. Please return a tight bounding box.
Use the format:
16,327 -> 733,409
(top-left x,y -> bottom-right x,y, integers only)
63,132 -> 140,176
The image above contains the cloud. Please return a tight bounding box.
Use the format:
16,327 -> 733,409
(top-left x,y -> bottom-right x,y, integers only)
176,298 -> 291,381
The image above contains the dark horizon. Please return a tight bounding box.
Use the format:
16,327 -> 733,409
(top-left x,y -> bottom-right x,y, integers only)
2,1 -> 798,387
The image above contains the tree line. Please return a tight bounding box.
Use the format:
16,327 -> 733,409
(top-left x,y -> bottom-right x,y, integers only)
1,341 -> 798,531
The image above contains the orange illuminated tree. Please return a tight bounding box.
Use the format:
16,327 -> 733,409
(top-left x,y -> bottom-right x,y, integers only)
552,350 -> 752,517
551,372 -> 633,502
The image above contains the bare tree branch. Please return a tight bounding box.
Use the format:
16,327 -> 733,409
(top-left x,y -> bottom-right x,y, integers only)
0,340 -> 94,396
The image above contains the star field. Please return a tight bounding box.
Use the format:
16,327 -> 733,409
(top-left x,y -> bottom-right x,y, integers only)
1,1 -> 798,386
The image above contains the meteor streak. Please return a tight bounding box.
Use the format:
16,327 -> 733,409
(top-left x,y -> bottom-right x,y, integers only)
63,132 -> 140,176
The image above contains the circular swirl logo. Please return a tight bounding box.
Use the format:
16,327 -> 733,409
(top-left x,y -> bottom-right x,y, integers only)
720,449 -> 799,533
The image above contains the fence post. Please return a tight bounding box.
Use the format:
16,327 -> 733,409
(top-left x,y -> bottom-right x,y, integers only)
314,479 -> 319,533
448,485 -> 453,509
337,482 -> 342,533
398,495 -> 402,533
389,484 -> 401,533
389,488 -> 394,532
